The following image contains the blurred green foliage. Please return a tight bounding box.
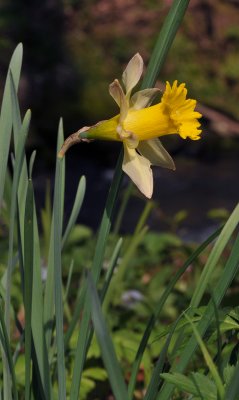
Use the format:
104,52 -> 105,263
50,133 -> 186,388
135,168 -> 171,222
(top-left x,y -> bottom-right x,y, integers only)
1,205 -> 239,398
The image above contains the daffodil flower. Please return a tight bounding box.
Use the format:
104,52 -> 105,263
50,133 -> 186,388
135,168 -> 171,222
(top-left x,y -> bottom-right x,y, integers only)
59,53 -> 202,198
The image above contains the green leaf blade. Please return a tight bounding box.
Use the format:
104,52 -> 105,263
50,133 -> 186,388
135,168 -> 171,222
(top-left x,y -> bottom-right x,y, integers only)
88,273 -> 129,400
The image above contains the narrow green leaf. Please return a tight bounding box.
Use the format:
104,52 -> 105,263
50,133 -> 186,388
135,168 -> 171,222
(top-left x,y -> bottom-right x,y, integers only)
211,292 -> 223,379
101,237 -> 123,306
24,179 -> 34,400
44,120 -> 65,353
62,175 -> 86,248
0,303 -> 18,400
53,150 -> 66,398
69,287 -> 91,400
88,273 -> 129,400
11,82 -> 52,397
2,168 -> 12,228
63,260 -> 74,305
142,0 -> 190,89
4,110 -> 31,332
3,110 -> 31,400
9,44 -> 51,399
104,226 -> 148,309
0,43 -> 23,207
29,150 -> 37,179
63,278 -> 84,349
30,209 -> 52,399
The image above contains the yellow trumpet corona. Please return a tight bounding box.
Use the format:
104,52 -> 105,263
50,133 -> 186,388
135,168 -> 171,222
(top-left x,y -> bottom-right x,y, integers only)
59,54 -> 202,198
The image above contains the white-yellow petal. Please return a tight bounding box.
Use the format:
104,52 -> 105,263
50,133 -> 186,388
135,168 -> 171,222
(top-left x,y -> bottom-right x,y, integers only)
109,79 -> 128,123
122,144 -> 153,198
122,53 -> 144,96
137,139 -> 175,169
131,88 -> 160,110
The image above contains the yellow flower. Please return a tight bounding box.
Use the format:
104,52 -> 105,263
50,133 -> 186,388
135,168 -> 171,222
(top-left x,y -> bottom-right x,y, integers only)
59,53 -> 202,198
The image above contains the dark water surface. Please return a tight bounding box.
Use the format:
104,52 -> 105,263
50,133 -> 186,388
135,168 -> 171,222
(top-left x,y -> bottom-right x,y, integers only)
33,148 -> 239,242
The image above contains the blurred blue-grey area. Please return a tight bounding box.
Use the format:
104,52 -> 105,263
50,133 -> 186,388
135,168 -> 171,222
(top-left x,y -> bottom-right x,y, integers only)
0,0 -> 239,238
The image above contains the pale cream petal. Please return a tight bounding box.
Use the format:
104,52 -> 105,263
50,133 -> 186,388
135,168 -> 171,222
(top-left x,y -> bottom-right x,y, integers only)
137,139 -> 175,170
122,144 -> 153,198
122,53 -> 144,96
109,79 -> 128,122
131,88 -> 160,110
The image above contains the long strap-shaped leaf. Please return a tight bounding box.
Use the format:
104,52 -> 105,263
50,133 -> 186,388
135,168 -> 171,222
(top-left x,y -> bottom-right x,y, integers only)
44,121 -> 65,353
10,58 -> 52,399
0,303 -> 18,400
3,110 -> 30,400
53,124 -> 66,400
24,179 -> 34,400
0,44 -> 22,207
88,273 -> 129,400
141,0 -> 190,89
0,44 -> 23,400
61,176 -> 86,248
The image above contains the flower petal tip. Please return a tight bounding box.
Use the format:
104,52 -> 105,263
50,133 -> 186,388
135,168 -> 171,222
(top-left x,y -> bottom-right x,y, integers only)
122,53 -> 144,95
